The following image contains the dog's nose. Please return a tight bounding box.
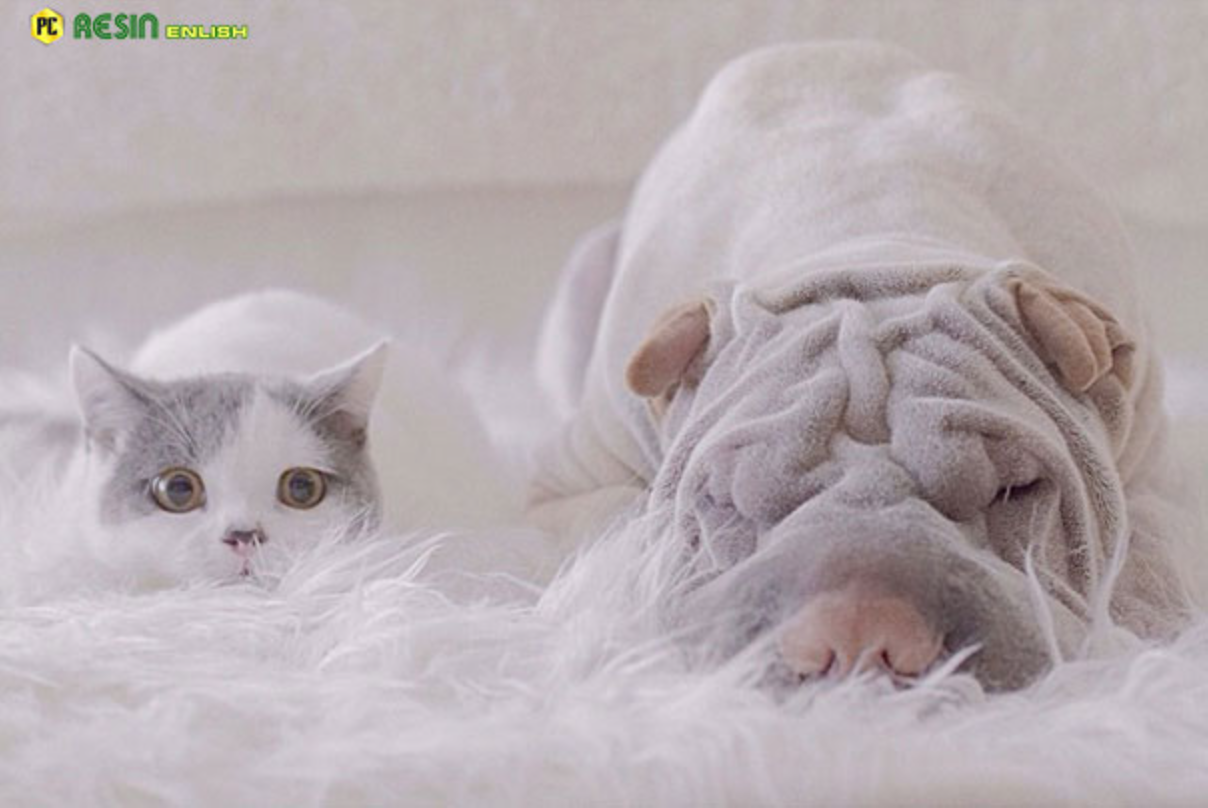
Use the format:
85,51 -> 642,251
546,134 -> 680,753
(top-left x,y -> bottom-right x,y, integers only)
222,528 -> 266,556
778,585 -> 942,679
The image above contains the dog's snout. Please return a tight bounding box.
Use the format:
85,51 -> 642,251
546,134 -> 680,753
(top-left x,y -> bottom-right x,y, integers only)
777,585 -> 942,680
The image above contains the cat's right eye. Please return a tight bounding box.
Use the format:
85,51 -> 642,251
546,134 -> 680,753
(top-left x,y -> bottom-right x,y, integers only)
151,467 -> 206,513
278,467 -> 327,510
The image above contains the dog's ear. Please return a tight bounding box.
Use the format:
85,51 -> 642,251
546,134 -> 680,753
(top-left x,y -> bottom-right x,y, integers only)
625,298 -> 713,408
1008,271 -> 1134,392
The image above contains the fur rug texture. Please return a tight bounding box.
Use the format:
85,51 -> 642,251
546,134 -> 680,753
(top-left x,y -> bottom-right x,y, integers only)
0,347 -> 1206,807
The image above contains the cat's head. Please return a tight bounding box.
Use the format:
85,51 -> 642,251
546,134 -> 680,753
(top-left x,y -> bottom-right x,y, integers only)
69,343 -> 388,584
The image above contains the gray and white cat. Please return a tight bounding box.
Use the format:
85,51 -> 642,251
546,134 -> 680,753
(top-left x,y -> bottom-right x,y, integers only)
1,289 -> 520,589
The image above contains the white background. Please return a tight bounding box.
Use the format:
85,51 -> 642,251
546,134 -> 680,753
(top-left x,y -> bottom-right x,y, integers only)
3,0 -> 1207,229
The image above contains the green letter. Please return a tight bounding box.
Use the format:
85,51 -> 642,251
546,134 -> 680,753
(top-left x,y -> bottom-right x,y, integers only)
94,12 -> 111,39
115,14 -> 129,39
72,13 -> 91,39
138,13 -> 158,39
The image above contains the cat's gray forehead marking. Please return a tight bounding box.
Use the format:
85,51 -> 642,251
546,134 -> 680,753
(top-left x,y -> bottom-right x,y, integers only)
100,375 -> 252,524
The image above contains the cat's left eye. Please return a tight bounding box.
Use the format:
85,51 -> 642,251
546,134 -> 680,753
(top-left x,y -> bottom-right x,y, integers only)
151,467 -> 206,513
278,467 -> 327,510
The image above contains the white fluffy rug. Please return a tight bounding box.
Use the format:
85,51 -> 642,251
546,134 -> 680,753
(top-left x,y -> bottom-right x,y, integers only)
1,360 -> 1206,807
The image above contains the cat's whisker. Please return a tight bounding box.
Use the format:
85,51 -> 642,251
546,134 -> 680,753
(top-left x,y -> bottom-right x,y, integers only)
141,407 -> 197,456
161,392 -> 201,455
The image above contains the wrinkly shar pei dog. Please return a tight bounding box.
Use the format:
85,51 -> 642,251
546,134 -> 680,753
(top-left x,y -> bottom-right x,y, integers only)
532,42 -> 1204,690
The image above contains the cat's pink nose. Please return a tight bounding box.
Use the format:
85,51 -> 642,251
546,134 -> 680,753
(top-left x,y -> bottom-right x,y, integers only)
778,585 -> 942,679
222,528 -> 266,558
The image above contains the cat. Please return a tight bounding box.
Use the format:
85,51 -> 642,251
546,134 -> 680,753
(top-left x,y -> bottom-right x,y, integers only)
0,289 -> 521,590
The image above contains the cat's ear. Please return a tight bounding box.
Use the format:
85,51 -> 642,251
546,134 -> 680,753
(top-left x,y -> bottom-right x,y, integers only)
304,341 -> 389,449
69,346 -> 151,452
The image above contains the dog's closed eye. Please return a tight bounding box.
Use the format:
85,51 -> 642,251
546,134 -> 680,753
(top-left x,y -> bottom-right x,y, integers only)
993,478 -> 1045,505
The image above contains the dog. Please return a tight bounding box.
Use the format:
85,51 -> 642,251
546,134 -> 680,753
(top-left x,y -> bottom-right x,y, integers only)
531,42 -> 1203,690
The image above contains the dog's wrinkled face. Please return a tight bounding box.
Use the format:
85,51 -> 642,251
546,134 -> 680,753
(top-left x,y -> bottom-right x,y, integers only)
628,267 -> 1140,690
